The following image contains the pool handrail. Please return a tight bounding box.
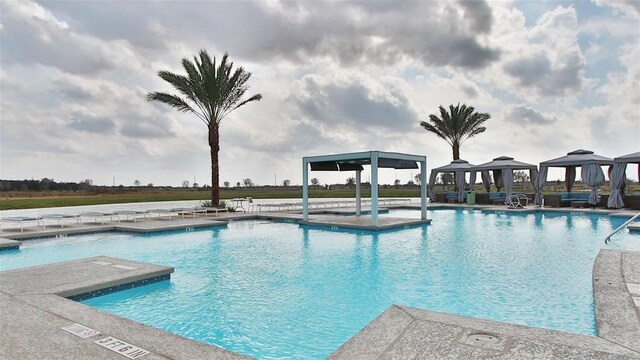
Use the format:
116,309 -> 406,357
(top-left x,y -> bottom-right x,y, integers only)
604,211 -> 640,244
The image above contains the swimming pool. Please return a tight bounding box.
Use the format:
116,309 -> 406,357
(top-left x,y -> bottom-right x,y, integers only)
1,209 -> 639,359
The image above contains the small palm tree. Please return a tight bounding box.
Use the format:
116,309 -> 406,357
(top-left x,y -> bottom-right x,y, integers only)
420,103 -> 490,160
148,50 -> 261,206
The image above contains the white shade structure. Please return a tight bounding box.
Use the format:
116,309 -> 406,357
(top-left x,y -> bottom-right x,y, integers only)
537,149 -> 614,206
428,159 -> 476,202
471,156 -> 538,200
302,151 -> 427,226
608,151 -> 640,209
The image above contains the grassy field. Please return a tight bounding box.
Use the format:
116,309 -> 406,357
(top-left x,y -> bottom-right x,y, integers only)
0,188 -> 423,210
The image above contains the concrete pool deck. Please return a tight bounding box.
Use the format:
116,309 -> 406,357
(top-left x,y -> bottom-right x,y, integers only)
0,256 -> 248,359
1,206 -> 639,359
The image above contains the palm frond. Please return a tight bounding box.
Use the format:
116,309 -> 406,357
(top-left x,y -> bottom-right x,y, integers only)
421,103 -> 491,159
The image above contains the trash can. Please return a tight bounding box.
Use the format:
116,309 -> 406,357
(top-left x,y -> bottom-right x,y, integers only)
467,191 -> 476,205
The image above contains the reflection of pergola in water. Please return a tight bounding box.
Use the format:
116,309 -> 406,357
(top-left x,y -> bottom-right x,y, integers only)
302,151 -> 427,226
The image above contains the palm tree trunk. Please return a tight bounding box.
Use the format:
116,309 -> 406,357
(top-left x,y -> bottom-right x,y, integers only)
209,124 -> 220,207
452,142 -> 460,160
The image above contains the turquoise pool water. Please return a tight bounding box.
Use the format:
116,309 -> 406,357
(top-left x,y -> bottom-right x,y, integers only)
1,209 -> 639,359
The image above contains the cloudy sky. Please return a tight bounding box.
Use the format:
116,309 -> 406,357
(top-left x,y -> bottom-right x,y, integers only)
1,0 -> 639,187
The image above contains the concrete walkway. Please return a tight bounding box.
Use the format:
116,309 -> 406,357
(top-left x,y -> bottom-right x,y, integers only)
0,256 -> 247,359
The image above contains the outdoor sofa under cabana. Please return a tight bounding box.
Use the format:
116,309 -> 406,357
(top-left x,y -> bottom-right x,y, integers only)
428,159 -> 475,203
302,151 -> 427,226
608,151 -> 640,209
536,149 -> 613,207
471,156 -> 538,205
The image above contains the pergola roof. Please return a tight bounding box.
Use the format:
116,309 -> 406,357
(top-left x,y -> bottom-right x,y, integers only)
540,149 -> 613,167
614,151 -> 640,164
474,156 -> 536,171
432,159 -> 476,172
305,151 -> 422,171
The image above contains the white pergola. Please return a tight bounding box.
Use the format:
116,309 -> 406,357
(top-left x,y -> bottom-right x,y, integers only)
302,150 -> 428,226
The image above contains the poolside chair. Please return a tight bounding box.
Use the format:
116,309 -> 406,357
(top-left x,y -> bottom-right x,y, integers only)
506,194 -> 529,209
42,214 -> 81,229
246,197 -> 255,212
81,212 -> 116,225
116,210 -> 149,222
147,209 -> 175,220
1,216 -> 43,232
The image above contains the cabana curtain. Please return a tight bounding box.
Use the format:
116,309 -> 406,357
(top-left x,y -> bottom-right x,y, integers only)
469,171 -> 477,191
481,171 -> 491,192
533,167 -> 548,206
581,164 -> 605,205
493,169 -> 503,191
428,169 -> 438,201
607,162 -> 627,208
503,168 -> 514,198
566,166 -> 576,192
455,171 -> 465,202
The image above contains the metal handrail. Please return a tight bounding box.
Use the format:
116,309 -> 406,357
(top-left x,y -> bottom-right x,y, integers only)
605,211 -> 640,244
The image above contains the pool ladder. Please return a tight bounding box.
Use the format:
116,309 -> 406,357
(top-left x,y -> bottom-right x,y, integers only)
605,211 -> 640,244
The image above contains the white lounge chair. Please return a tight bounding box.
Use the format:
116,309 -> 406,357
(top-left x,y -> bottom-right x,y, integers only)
506,194 -> 529,209
1,216 -> 43,232
42,214 -> 81,229
81,212 -> 116,225
116,210 -> 149,222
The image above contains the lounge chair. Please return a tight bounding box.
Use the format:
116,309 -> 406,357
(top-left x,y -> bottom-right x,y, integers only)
506,194 -> 529,209
1,216 -> 43,232
81,212 -> 116,225
246,197 -> 255,212
194,206 -> 228,216
116,210 -> 149,222
42,213 -> 81,229
147,209 -> 175,219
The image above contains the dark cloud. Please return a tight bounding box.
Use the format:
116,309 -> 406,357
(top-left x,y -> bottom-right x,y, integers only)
461,85 -> 479,98
290,77 -> 418,132
503,53 -> 583,96
31,1 -> 499,70
70,115 -> 116,134
458,0 -> 493,33
503,104 -> 556,125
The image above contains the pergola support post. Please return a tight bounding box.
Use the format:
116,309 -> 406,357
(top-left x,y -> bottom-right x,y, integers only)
355,170 -> 362,216
420,159 -> 427,220
371,151 -> 379,226
302,158 -> 309,221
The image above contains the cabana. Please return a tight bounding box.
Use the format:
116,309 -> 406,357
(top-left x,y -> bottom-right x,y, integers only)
302,151 -> 427,226
428,159 -> 475,203
471,156 -> 538,201
608,151 -> 640,209
536,149 -> 614,206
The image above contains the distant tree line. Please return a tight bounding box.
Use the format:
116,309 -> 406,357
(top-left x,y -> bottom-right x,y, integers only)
0,178 -> 95,192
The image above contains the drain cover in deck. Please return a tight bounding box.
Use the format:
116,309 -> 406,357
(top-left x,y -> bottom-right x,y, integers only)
457,330 -> 509,351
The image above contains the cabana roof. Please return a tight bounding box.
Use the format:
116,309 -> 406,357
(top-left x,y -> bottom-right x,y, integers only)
474,156 -> 536,171
306,151 -> 420,171
614,151 -> 640,164
540,149 -> 613,167
432,159 -> 476,172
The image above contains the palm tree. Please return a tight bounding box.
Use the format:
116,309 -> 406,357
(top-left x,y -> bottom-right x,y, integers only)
420,103 -> 490,160
147,50 -> 262,206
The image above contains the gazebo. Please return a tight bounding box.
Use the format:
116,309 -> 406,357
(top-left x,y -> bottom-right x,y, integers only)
607,151 -> 640,209
536,149 -> 614,206
428,159 -> 475,202
471,156 -> 538,200
302,151 -> 427,226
